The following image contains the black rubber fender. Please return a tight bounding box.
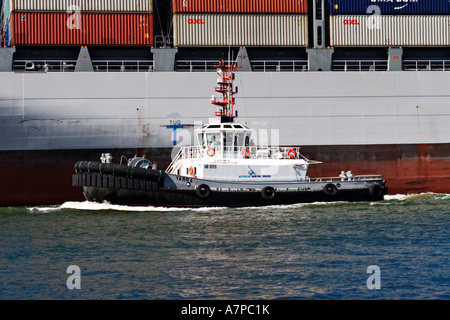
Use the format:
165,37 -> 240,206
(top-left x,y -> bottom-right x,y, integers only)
261,186 -> 276,200
74,161 -> 165,183
195,184 -> 211,199
369,184 -> 383,197
323,183 -> 338,196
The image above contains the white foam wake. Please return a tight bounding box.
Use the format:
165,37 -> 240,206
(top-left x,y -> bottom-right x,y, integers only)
384,192 -> 450,201
28,200 -> 345,213
59,201 -> 227,212
28,193 -> 449,213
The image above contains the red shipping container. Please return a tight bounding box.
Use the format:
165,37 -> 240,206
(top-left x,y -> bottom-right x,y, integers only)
172,0 -> 308,13
11,12 -> 153,46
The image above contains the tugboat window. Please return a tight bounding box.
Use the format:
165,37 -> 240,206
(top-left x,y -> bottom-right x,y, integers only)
235,132 -> 246,147
224,132 -> 234,147
197,133 -> 205,147
206,133 -> 220,148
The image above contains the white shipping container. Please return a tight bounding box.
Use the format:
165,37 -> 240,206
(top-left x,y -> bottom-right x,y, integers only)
331,15 -> 450,47
9,0 -> 153,12
174,14 -> 308,47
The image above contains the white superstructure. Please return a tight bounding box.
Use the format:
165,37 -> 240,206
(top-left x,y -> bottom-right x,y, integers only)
166,118 -> 310,183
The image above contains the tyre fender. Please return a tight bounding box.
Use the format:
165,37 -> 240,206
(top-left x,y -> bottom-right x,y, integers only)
369,184 -> 383,197
323,183 -> 338,196
261,186 -> 276,200
196,184 -> 211,198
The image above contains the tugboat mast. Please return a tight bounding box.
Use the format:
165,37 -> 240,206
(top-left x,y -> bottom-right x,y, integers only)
211,59 -> 242,123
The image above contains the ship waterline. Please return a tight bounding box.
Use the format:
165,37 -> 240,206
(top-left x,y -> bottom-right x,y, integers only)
0,71 -> 449,206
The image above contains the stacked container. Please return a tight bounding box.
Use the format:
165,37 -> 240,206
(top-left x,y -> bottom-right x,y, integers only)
328,0 -> 450,46
172,0 -> 308,47
2,0 -> 153,46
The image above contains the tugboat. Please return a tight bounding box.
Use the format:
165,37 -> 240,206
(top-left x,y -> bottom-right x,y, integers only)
73,59 -> 388,207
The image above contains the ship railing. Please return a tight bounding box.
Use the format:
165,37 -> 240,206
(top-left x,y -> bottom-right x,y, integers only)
252,60 -> 309,72
166,148 -> 184,174
175,59 -> 310,72
332,60 -> 388,72
177,146 -> 305,160
92,60 -> 154,72
13,59 -> 155,72
312,175 -> 383,183
13,59 -> 78,72
176,60 -> 221,72
403,60 -> 450,71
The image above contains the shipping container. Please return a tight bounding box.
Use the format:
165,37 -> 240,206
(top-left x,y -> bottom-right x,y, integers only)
5,0 -> 153,13
330,15 -> 450,47
328,0 -> 450,15
11,12 -> 153,46
173,0 -> 307,14
174,14 -> 308,47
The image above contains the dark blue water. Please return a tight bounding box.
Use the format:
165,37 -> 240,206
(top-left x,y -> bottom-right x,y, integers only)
1,193 -> 449,300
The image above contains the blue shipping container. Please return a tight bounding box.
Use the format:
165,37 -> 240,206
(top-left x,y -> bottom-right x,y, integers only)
328,0 -> 450,15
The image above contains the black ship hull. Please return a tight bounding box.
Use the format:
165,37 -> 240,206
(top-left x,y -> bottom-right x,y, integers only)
72,161 -> 388,207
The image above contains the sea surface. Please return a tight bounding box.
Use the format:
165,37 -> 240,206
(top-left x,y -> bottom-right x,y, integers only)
0,193 -> 449,300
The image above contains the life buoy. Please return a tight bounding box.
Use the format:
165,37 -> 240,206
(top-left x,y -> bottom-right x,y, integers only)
196,184 -> 211,198
241,147 -> 250,159
261,186 -> 276,200
287,149 -> 297,159
323,183 -> 338,196
188,166 -> 194,176
206,147 -> 215,157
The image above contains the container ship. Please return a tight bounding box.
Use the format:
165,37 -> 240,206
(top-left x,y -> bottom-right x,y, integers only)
0,0 -> 449,206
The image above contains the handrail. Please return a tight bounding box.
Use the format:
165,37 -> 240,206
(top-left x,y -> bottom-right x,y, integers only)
13,59 -> 77,72
176,60 -> 221,72
166,148 -> 183,174
11,58 -> 450,73
92,60 -> 154,72
175,59 -> 309,72
313,175 -> 383,182
252,60 -> 309,72
174,146 -> 304,160
13,59 -> 154,72
333,60 -> 388,72
403,60 -> 450,71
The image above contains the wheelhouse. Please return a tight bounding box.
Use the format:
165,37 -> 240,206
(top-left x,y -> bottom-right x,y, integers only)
196,121 -> 252,159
